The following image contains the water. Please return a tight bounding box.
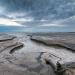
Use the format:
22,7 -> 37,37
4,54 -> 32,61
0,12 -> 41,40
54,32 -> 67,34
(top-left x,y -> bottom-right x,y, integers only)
11,33 -> 75,64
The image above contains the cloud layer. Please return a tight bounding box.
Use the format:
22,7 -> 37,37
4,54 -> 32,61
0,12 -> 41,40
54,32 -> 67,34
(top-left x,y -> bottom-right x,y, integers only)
0,0 -> 75,32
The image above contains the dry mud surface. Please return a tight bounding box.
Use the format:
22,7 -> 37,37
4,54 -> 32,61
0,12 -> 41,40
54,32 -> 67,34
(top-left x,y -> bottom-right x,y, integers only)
0,33 -> 75,75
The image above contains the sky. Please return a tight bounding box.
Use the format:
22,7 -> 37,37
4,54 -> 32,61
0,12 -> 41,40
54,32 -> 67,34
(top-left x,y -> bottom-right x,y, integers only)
0,0 -> 75,32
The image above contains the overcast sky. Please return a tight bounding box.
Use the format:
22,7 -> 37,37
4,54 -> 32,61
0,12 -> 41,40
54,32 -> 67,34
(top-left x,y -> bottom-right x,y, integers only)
0,0 -> 75,32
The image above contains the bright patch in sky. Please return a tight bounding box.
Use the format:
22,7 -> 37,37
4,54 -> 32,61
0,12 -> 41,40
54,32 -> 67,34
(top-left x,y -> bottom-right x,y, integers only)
12,17 -> 34,22
0,18 -> 22,26
40,23 -> 64,27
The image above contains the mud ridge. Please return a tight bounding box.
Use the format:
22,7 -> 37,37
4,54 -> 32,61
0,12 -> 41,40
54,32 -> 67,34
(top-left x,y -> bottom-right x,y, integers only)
9,43 -> 24,54
31,36 -> 75,52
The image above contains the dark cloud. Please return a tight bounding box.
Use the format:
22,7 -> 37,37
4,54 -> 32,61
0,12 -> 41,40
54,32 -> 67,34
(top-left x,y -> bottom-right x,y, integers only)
0,0 -> 75,20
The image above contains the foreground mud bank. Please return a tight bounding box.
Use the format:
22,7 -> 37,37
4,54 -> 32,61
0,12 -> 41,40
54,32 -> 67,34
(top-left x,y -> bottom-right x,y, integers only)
31,33 -> 75,75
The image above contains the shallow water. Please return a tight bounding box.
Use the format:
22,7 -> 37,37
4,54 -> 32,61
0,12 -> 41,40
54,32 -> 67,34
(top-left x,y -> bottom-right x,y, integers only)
11,33 -> 75,64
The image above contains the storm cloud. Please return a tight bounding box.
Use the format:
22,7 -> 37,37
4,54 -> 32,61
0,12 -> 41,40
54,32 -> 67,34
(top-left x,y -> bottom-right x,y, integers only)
0,0 -> 75,19
0,0 -> 75,32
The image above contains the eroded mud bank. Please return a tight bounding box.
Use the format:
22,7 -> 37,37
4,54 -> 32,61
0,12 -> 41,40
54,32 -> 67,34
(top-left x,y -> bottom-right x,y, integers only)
31,34 -> 75,51
31,33 -> 75,75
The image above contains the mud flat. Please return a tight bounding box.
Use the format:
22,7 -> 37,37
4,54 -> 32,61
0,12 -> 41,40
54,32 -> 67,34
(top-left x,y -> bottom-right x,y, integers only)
0,33 -> 75,75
